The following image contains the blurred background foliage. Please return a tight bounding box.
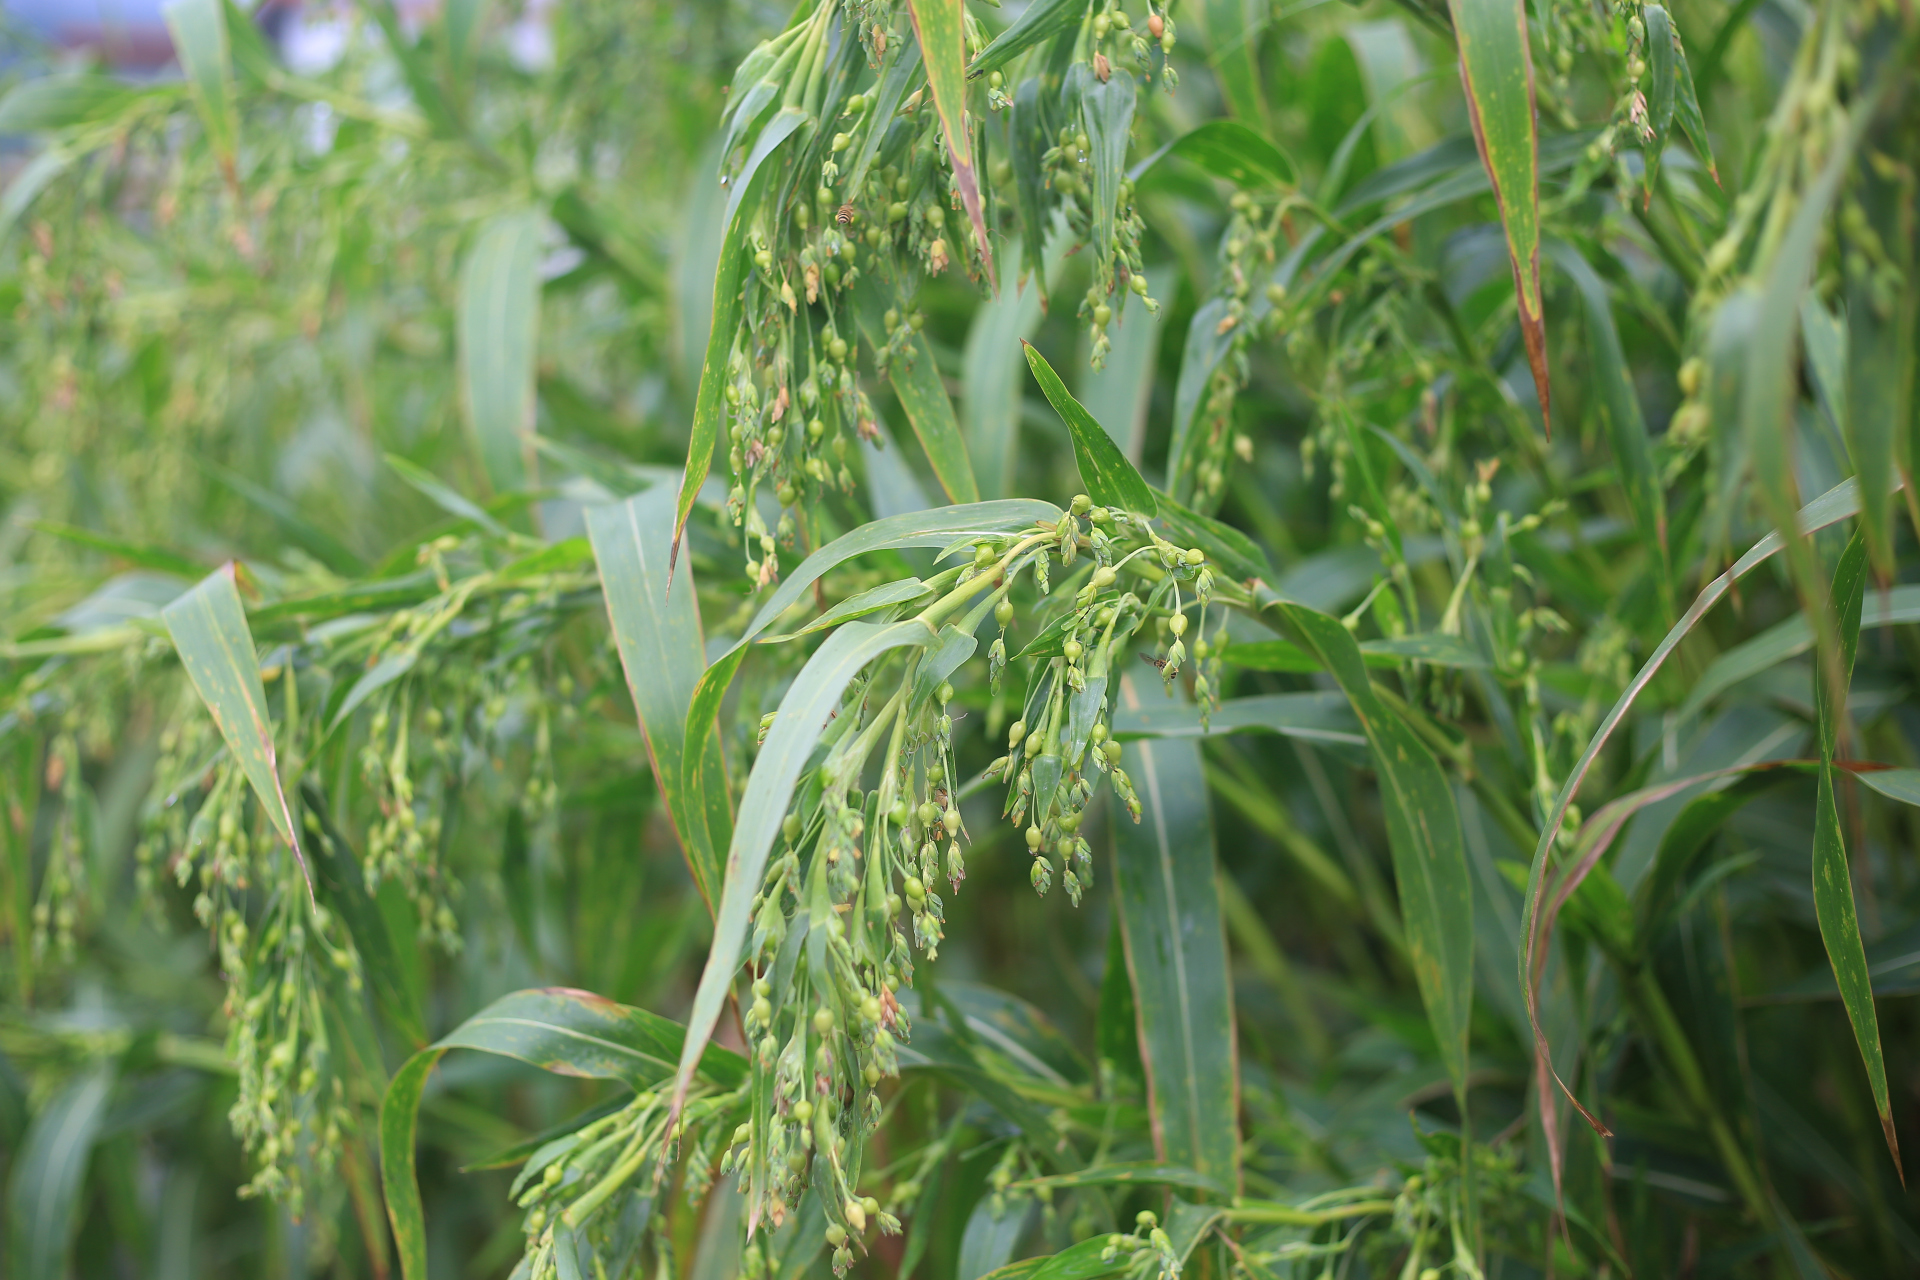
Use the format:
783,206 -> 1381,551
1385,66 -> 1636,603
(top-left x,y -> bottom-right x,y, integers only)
0,0 -> 1916,1277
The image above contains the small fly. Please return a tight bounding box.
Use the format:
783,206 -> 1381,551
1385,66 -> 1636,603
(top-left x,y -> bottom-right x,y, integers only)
1140,653 -> 1169,671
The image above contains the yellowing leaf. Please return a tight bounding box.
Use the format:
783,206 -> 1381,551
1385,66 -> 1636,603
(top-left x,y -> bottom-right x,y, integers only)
908,0 -> 993,286
1448,0 -> 1549,432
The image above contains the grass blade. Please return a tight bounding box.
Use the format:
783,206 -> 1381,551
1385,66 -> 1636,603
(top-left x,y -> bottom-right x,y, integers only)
1667,19 -> 1718,186
1548,241 -> 1667,604
1112,691 -> 1363,746
587,484 -> 730,913
1260,600 -> 1475,1108
968,0 -> 1082,80
908,0 -> 992,283
1447,0 -> 1549,431
1515,476 -> 1869,1146
303,787 -> 428,1047
875,324 -> 982,504
669,621 -> 936,1120
1813,530 -> 1901,1178
1743,112 -> 1867,626
458,208 -> 544,495
960,238 -> 1050,498
1075,61 -> 1136,281
671,107 -> 808,574
0,75 -> 151,133
163,0 -> 237,182
1640,5 -> 1677,206
1022,341 -> 1157,514
1132,120 -> 1297,189
6,1063 -> 114,1280
381,989 -> 744,1280
1112,675 -> 1241,1193
1204,0 -> 1268,127
162,565 -> 307,891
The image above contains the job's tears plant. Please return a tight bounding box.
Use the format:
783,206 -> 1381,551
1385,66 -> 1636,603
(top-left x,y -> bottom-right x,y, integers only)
3,0 -> 1920,1276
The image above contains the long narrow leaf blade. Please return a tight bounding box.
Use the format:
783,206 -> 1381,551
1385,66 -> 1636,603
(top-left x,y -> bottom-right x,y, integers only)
163,0 -> 238,178
669,621 -> 936,1118
1022,341 -> 1157,514
1112,676 -> 1240,1193
459,208 -> 544,495
672,108 -> 808,574
162,565 -> 307,888
1448,0 -> 1549,431
6,1064 -> 115,1280
587,483 -> 729,911
381,990 -> 744,1280
1813,530 -> 1901,1178
908,0 -> 992,283
1262,599 -> 1475,1103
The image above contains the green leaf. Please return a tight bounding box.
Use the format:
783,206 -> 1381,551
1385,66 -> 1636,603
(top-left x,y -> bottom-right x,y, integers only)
1149,488 -> 1275,585
303,787 -> 428,1047
759,578 -> 936,643
1112,692 -> 1364,748
961,237 -> 1052,498
27,520 -> 202,580
1665,15 -> 1718,186
959,1197 -> 1033,1280
1633,774 -> 1781,944
586,484 -> 730,913
1079,273 -> 1167,461
1013,1163 -> 1230,1195
1022,341 -> 1156,514
204,462 -> 367,576
162,566 -> 307,888
383,452 -> 508,536
679,500 -> 1061,822
1072,61 -> 1137,278
380,989 -> 743,1280
1112,676 -> 1240,1193
1204,0 -> 1268,127
0,148 -> 76,237
163,0 -> 238,177
0,75 -> 149,133
1447,0 -> 1549,431
6,1063 -> 114,1280
1845,160 -> 1908,579
1639,6 -> 1677,205
1134,119 -> 1297,189
1547,241 -> 1667,601
846,39 -> 922,200
1743,116 -> 1866,624
1801,295 -> 1849,444
672,107 -> 809,570
908,0 -> 992,281
1812,530 -> 1900,1177
442,0 -> 489,105
1262,600 -> 1474,1105
1009,82 -> 1054,303
458,208 -> 544,495
1679,584 -> 1920,718
670,621 -> 936,1117
1517,476 -> 1865,1132
1096,917 -> 1144,1093
967,0 -> 1082,80
1858,770 -> 1920,808
856,295 -> 981,503
1024,1238 -> 1130,1280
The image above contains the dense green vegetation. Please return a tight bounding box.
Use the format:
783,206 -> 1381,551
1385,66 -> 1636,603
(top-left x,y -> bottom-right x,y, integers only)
1,0 -> 1917,1275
